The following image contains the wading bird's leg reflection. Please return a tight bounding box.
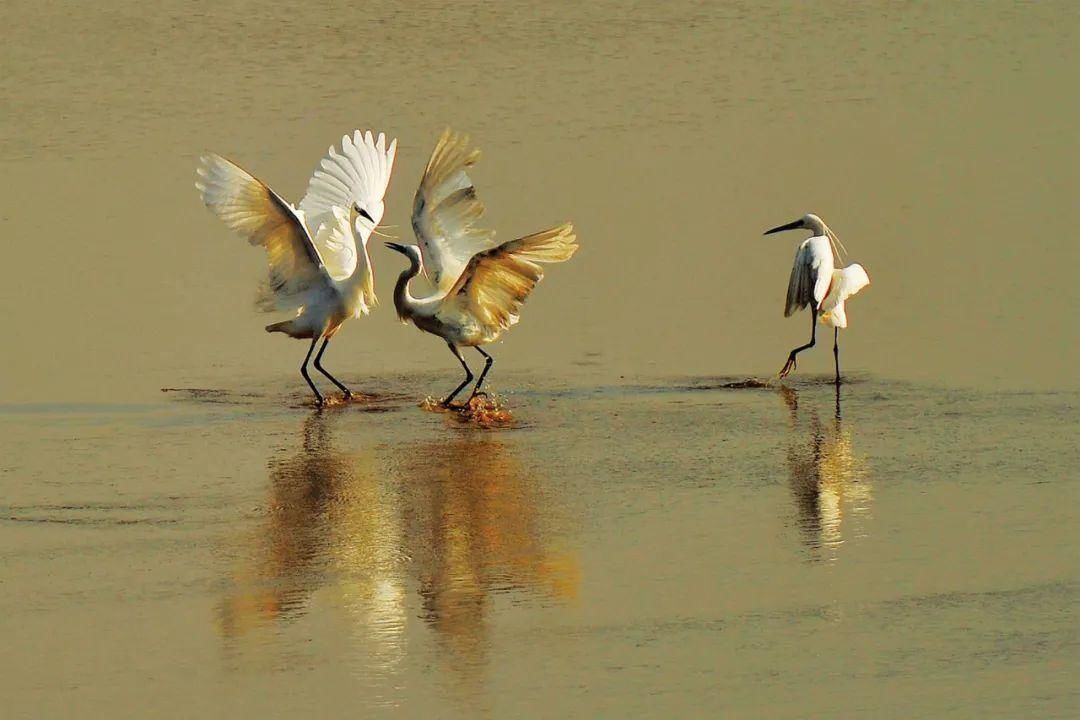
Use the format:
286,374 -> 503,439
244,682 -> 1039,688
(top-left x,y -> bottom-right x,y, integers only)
780,308 -> 818,378
313,338 -> 352,400
300,337 -> 324,406
834,381 -> 842,421
442,343 -> 474,408
469,348 -> 495,400
833,328 -> 841,386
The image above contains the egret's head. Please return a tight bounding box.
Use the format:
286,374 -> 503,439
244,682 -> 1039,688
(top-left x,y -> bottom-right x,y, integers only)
763,213 -> 825,236
353,202 -> 385,243
384,241 -> 423,270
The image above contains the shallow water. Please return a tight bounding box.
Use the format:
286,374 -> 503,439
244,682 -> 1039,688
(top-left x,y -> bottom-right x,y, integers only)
1,0 -> 1078,717
3,377 -> 1077,717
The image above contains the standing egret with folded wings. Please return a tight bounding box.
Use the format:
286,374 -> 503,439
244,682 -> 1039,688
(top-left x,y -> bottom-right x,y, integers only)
386,130 -> 578,408
195,130 -> 397,405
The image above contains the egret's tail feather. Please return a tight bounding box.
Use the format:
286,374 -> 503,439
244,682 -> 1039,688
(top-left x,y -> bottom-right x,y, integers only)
820,304 -> 849,328
265,319 -> 310,339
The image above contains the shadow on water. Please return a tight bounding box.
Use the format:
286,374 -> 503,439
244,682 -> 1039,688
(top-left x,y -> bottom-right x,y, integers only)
217,412 -> 407,693
396,433 -> 579,713
781,384 -> 873,560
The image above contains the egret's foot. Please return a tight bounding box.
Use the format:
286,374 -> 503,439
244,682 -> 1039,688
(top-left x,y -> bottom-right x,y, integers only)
778,355 -> 797,379
343,390 -> 353,401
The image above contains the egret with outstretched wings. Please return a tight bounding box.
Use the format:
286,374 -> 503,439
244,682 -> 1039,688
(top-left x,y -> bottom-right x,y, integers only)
386,130 -> 578,407
195,130 -> 397,405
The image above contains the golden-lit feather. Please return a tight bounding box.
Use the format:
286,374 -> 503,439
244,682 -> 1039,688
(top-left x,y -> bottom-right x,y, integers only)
411,130 -> 497,291
196,153 -> 328,311
449,223 -> 578,336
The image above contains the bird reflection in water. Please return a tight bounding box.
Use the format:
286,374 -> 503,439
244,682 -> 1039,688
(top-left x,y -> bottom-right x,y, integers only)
217,412 -> 406,691
398,433 -> 579,708
782,385 -> 872,559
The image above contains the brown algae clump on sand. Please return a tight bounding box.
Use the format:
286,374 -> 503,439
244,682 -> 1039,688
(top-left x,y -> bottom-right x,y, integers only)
420,394 -> 515,427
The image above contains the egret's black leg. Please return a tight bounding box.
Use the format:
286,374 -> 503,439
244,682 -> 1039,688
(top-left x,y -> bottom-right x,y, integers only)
469,347 -> 495,400
779,308 -> 818,378
300,336 -> 324,406
834,381 -> 842,422
833,327 -> 840,386
442,343 -> 473,407
313,337 -> 351,399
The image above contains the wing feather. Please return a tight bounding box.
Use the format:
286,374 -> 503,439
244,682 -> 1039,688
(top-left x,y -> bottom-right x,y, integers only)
299,130 -> 397,280
784,235 -> 834,316
449,223 -> 577,336
411,130 -> 498,292
195,153 -> 329,312
784,243 -> 813,317
819,263 -> 870,328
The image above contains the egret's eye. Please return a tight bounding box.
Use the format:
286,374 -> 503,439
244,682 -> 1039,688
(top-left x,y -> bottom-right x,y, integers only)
356,206 -> 374,223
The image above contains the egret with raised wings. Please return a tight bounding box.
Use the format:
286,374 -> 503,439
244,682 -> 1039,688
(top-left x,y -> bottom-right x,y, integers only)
195,130 -> 397,405
385,130 -> 578,408
764,213 -> 870,384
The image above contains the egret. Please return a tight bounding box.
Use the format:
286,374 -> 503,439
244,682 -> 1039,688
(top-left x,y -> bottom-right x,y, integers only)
195,130 -> 397,405
764,213 -> 870,384
385,130 -> 578,408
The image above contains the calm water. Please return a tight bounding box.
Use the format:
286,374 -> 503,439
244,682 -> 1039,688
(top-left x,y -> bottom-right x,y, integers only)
1,1 -> 1077,717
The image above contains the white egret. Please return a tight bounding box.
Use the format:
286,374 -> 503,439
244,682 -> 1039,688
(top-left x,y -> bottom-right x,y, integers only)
385,130 -> 578,408
195,130 -> 397,405
764,213 -> 870,384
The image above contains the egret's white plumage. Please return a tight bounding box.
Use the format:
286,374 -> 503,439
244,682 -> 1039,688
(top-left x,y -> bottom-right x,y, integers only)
300,130 -> 397,286
387,130 -> 578,407
785,233 -> 835,318
764,213 -> 869,383
410,133 -> 498,292
195,130 -> 397,404
819,263 -> 870,329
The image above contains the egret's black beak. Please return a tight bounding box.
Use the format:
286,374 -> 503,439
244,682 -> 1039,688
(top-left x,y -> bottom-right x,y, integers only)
384,241 -> 406,254
763,218 -> 806,236
355,205 -> 374,223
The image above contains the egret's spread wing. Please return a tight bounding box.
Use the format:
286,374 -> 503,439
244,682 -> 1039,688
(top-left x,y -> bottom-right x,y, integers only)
299,130 -> 397,281
300,130 -> 397,228
834,263 -> 870,302
785,236 -> 834,317
819,263 -> 870,328
412,130 -> 498,292
196,153 -> 329,311
449,223 -> 577,335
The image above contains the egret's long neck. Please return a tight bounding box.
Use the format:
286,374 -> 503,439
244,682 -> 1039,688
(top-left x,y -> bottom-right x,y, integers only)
341,230 -> 376,312
393,257 -> 422,322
